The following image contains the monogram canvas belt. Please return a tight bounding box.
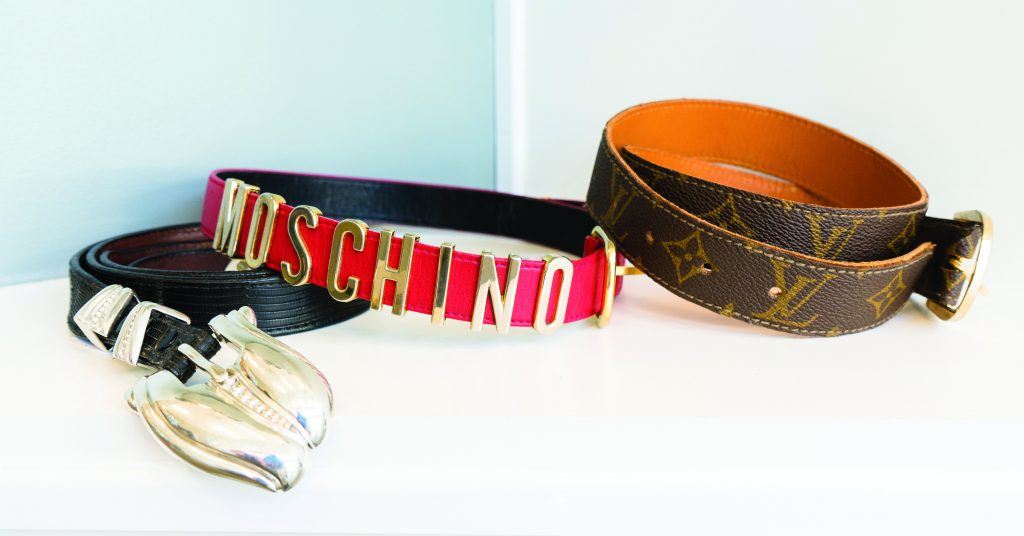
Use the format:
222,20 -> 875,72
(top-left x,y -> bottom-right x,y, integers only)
199,171 -> 624,333
587,99 -> 992,335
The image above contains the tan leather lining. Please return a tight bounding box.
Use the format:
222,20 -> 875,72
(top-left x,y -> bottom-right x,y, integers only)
624,145 -> 832,205
607,100 -> 927,209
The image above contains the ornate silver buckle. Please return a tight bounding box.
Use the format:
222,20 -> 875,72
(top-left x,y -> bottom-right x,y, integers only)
75,286 -> 333,492
74,285 -> 191,366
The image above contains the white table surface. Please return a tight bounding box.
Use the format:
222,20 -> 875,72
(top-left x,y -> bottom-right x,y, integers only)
0,227 -> 1020,535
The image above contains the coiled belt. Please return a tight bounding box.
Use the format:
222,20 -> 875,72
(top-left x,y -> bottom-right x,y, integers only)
586,99 -> 991,335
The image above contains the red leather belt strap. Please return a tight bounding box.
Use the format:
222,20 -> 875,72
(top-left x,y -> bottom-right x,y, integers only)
199,171 -> 623,333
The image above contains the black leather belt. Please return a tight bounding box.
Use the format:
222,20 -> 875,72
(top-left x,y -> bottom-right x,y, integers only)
67,224 -> 369,380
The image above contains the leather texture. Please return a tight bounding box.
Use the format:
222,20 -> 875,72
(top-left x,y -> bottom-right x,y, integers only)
68,224 -> 369,380
587,99 -> 984,336
198,171 -> 620,328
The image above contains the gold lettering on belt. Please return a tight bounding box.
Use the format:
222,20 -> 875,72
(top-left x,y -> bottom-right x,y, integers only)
327,219 -> 368,302
533,255 -> 573,334
471,252 -> 522,334
751,259 -> 836,328
243,193 -> 285,269
281,205 -> 321,286
213,178 -> 260,256
371,229 -> 420,315
431,243 -> 455,325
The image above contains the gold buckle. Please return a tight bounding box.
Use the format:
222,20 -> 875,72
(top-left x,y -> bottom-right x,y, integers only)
591,226 -> 642,327
926,210 -> 993,321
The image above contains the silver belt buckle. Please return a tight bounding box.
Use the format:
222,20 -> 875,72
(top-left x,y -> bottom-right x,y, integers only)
75,286 -> 333,492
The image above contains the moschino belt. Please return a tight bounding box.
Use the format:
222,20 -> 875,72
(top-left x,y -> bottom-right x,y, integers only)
587,99 -> 991,335
198,171 -> 623,333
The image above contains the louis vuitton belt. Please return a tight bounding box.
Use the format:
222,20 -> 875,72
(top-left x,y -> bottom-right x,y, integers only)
198,170 -> 625,333
68,224 -> 368,380
587,99 -> 992,336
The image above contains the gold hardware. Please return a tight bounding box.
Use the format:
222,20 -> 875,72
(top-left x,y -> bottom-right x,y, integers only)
926,210 -> 993,321
533,255 -> 573,334
948,256 -> 974,273
326,219 -> 368,302
590,226 -> 644,327
281,206 -> 321,286
615,265 -> 643,276
371,229 -> 419,315
471,251 -> 522,334
591,226 -> 618,327
431,242 -> 455,325
243,193 -> 285,269
213,178 -> 260,256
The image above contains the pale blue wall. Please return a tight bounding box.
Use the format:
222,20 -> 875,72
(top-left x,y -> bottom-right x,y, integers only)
0,0 -> 495,285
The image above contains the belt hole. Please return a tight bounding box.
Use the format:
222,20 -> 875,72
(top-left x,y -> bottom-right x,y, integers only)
700,262 -> 713,274
768,286 -> 782,298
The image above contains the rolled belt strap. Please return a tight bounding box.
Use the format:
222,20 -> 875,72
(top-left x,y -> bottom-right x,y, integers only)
68,224 -> 369,380
587,99 -> 991,336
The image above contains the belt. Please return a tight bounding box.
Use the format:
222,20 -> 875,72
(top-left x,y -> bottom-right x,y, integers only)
197,171 -> 621,333
587,99 -> 992,336
67,224 -> 369,380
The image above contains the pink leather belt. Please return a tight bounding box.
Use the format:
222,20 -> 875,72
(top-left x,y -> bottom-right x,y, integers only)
199,170 -> 625,333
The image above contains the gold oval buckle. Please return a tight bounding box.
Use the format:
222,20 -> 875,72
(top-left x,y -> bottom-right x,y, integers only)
926,210 -> 993,321
590,226 -> 643,327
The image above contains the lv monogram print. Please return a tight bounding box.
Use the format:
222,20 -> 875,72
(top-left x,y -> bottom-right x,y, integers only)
588,137 -> 946,336
939,232 -> 979,292
887,215 -> 917,254
807,213 -> 863,259
697,195 -> 755,238
661,230 -> 712,285
719,303 -> 735,317
911,218 -> 984,308
752,259 -> 837,328
601,166 -> 636,226
866,269 -> 906,319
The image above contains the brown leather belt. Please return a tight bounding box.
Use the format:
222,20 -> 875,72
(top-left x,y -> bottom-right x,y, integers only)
587,99 -> 991,336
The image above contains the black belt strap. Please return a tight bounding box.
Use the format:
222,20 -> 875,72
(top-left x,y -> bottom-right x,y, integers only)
67,223 -> 369,380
